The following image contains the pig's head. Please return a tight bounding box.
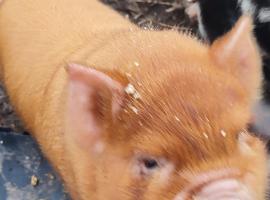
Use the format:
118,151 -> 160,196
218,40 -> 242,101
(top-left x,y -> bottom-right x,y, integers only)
64,16 -> 268,200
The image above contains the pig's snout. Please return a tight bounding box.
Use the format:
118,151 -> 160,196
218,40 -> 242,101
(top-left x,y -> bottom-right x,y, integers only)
192,178 -> 252,200
174,169 -> 253,200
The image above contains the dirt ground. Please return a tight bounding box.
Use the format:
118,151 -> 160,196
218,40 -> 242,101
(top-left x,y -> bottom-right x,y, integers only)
0,0 -> 196,133
101,0 -> 195,31
0,84 -> 24,132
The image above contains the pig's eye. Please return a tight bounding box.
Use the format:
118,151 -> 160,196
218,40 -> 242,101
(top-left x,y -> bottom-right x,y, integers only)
140,158 -> 159,176
132,154 -> 162,177
143,158 -> 158,169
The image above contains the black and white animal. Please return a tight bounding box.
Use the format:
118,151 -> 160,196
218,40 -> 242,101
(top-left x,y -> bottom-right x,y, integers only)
187,0 -> 270,98
186,0 -> 270,142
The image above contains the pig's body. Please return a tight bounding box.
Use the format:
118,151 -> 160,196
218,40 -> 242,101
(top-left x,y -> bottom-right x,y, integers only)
0,0 -> 268,200
0,0 -> 134,197
0,0 -> 132,130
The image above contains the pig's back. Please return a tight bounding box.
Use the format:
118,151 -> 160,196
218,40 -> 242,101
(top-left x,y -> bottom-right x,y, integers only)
0,0 -> 132,129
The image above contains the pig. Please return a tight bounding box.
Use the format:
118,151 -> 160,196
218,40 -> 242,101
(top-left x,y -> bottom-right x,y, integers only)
185,0 -> 270,149
0,0 -> 268,199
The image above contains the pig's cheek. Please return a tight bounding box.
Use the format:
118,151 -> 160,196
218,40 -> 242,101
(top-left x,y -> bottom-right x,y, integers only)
67,131 -> 105,156
155,162 -> 175,186
92,141 -> 105,154
243,173 -> 260,194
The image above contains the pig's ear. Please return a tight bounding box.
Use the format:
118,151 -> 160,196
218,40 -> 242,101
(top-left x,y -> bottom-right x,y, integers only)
65,63 -> 125,151
210,16 -> 261,97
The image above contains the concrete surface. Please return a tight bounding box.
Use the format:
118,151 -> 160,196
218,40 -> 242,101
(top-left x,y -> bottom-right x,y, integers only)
0,130 -> 70,200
